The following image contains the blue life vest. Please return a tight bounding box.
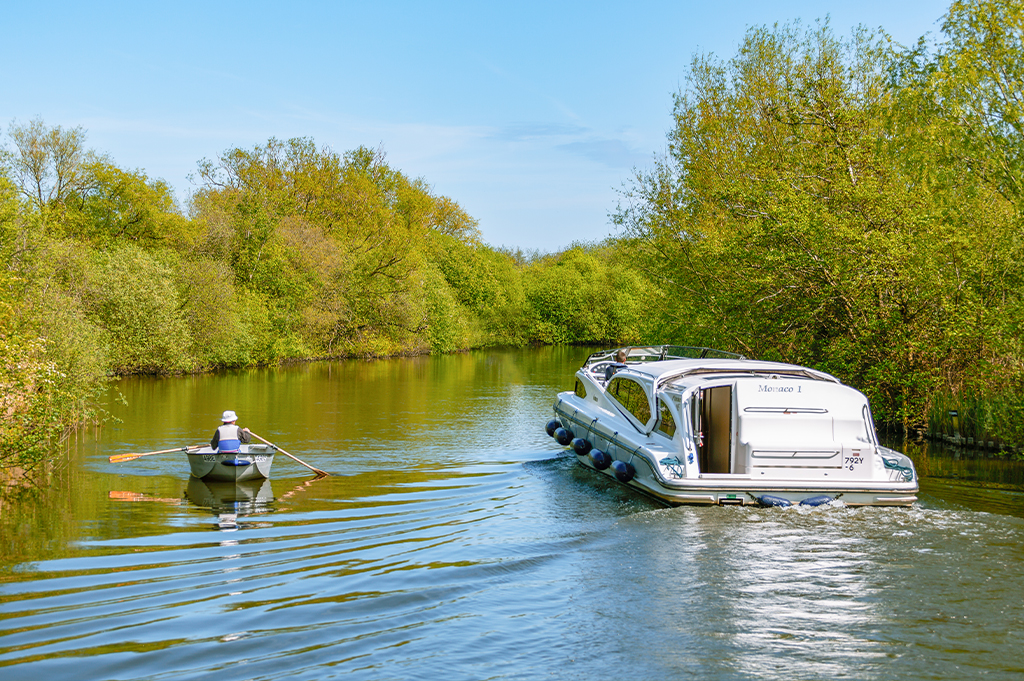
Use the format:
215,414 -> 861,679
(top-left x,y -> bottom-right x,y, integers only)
216,424 -> 242,452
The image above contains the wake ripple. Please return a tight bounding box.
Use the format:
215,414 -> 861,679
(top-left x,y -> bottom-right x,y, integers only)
0,462 -> 593,681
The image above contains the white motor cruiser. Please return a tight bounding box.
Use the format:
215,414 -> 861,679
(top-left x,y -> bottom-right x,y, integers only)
547,346 -> 918,507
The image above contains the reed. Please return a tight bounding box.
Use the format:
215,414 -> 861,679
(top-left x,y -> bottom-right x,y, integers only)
926,386 -> 1024,456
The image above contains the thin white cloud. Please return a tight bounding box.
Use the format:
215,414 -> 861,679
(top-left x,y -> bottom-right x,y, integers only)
489,122 -> 589,141
558,138 -> 650,169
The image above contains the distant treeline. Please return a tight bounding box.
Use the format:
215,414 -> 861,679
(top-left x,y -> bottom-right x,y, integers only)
615,0 -> 1024,446
3,0 -> 1023,467
0,132 -> 655,467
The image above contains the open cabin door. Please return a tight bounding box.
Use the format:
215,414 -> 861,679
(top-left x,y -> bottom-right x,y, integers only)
694,385 -> 733,474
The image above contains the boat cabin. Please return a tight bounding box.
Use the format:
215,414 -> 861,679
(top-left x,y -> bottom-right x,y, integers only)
576,347 -> 884,482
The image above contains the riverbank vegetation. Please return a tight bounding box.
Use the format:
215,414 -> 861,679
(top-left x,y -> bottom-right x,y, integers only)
2,0 -> 1022,467
0,130 -> 654,467
615,0 -> 1024,447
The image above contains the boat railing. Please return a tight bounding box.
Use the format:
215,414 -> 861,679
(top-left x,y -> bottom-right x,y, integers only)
584,345 -> 745,366
661,346 -> 746,360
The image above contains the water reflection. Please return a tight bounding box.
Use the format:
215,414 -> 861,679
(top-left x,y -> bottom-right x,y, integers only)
881,433 -> 1024,517
185,478 -> 275,531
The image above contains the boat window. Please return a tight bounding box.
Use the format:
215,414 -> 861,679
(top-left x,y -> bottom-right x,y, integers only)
606,376 -> 652,424
658,398 -> 676,437
574,379 -> 587,399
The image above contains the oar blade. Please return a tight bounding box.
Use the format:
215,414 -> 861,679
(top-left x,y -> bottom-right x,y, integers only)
109,453 -> 142,463
109,445 -> 204,464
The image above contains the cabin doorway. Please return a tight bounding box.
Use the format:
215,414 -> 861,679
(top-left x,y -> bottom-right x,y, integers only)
697,386 -> 732,474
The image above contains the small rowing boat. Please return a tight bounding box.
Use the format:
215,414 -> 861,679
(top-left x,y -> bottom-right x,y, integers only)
186,444 -> 277,482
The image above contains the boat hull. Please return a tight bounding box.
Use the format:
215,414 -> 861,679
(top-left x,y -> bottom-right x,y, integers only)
576,453 -> 917,506
186,445 -> 276,482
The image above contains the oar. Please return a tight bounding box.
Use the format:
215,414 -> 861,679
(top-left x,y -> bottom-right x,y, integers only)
249,432 -> 329,477
110,445 -> 204,464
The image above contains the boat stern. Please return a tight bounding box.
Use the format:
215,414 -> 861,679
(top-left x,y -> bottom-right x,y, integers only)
187,445 -> 276,482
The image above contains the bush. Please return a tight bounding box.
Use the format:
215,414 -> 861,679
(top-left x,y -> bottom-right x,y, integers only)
83,245 -> 193,374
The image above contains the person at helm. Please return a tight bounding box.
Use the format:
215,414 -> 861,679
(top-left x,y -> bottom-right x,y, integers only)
604,348 -> 630,381
211,410 -> 252,452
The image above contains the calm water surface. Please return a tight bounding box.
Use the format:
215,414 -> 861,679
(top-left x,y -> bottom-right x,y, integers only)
2,348 -> 1023,680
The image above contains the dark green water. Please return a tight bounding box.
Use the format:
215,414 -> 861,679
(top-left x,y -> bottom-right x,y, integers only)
1,348 -> 1023,680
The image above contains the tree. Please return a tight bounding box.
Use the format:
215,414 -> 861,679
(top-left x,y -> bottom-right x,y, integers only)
524,244 -> 655,345
930,0 -> 1024,203
7,118 -> 91,209
889,0 -> 1024,436
76,162 -> 195,247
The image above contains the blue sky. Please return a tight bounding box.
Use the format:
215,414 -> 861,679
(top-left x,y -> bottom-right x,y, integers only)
3,1 -> 951,251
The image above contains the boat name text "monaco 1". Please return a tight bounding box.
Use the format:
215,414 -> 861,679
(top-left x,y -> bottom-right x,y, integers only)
758,384 -> 801,393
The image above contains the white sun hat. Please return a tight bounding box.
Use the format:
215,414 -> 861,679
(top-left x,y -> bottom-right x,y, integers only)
221,410 -> 239,422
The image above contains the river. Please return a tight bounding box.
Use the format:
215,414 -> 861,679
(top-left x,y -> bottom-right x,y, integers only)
1,347 -> 1023,680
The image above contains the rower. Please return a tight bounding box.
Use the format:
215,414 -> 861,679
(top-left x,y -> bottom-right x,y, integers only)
211,410 -> 252,452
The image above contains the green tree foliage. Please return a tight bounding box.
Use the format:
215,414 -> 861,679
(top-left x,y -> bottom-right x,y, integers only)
616,9 -> 1024,427
0,122 -> 203,466
424,232 -> 529,346
0,171 -> 104,468
173,257 -> 251,367
191,139 -> 493,358
523,244 -> 657,346
928,0 -> 1024,202
80,246 -> 193,374
75,162 -> 197,248
894,0 -> 1024,436
419,260 -> 472,353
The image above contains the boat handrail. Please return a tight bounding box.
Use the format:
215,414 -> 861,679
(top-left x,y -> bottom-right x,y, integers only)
660,346 -> 746,360
653,366 -> 841,395
583,345 -> 745,367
